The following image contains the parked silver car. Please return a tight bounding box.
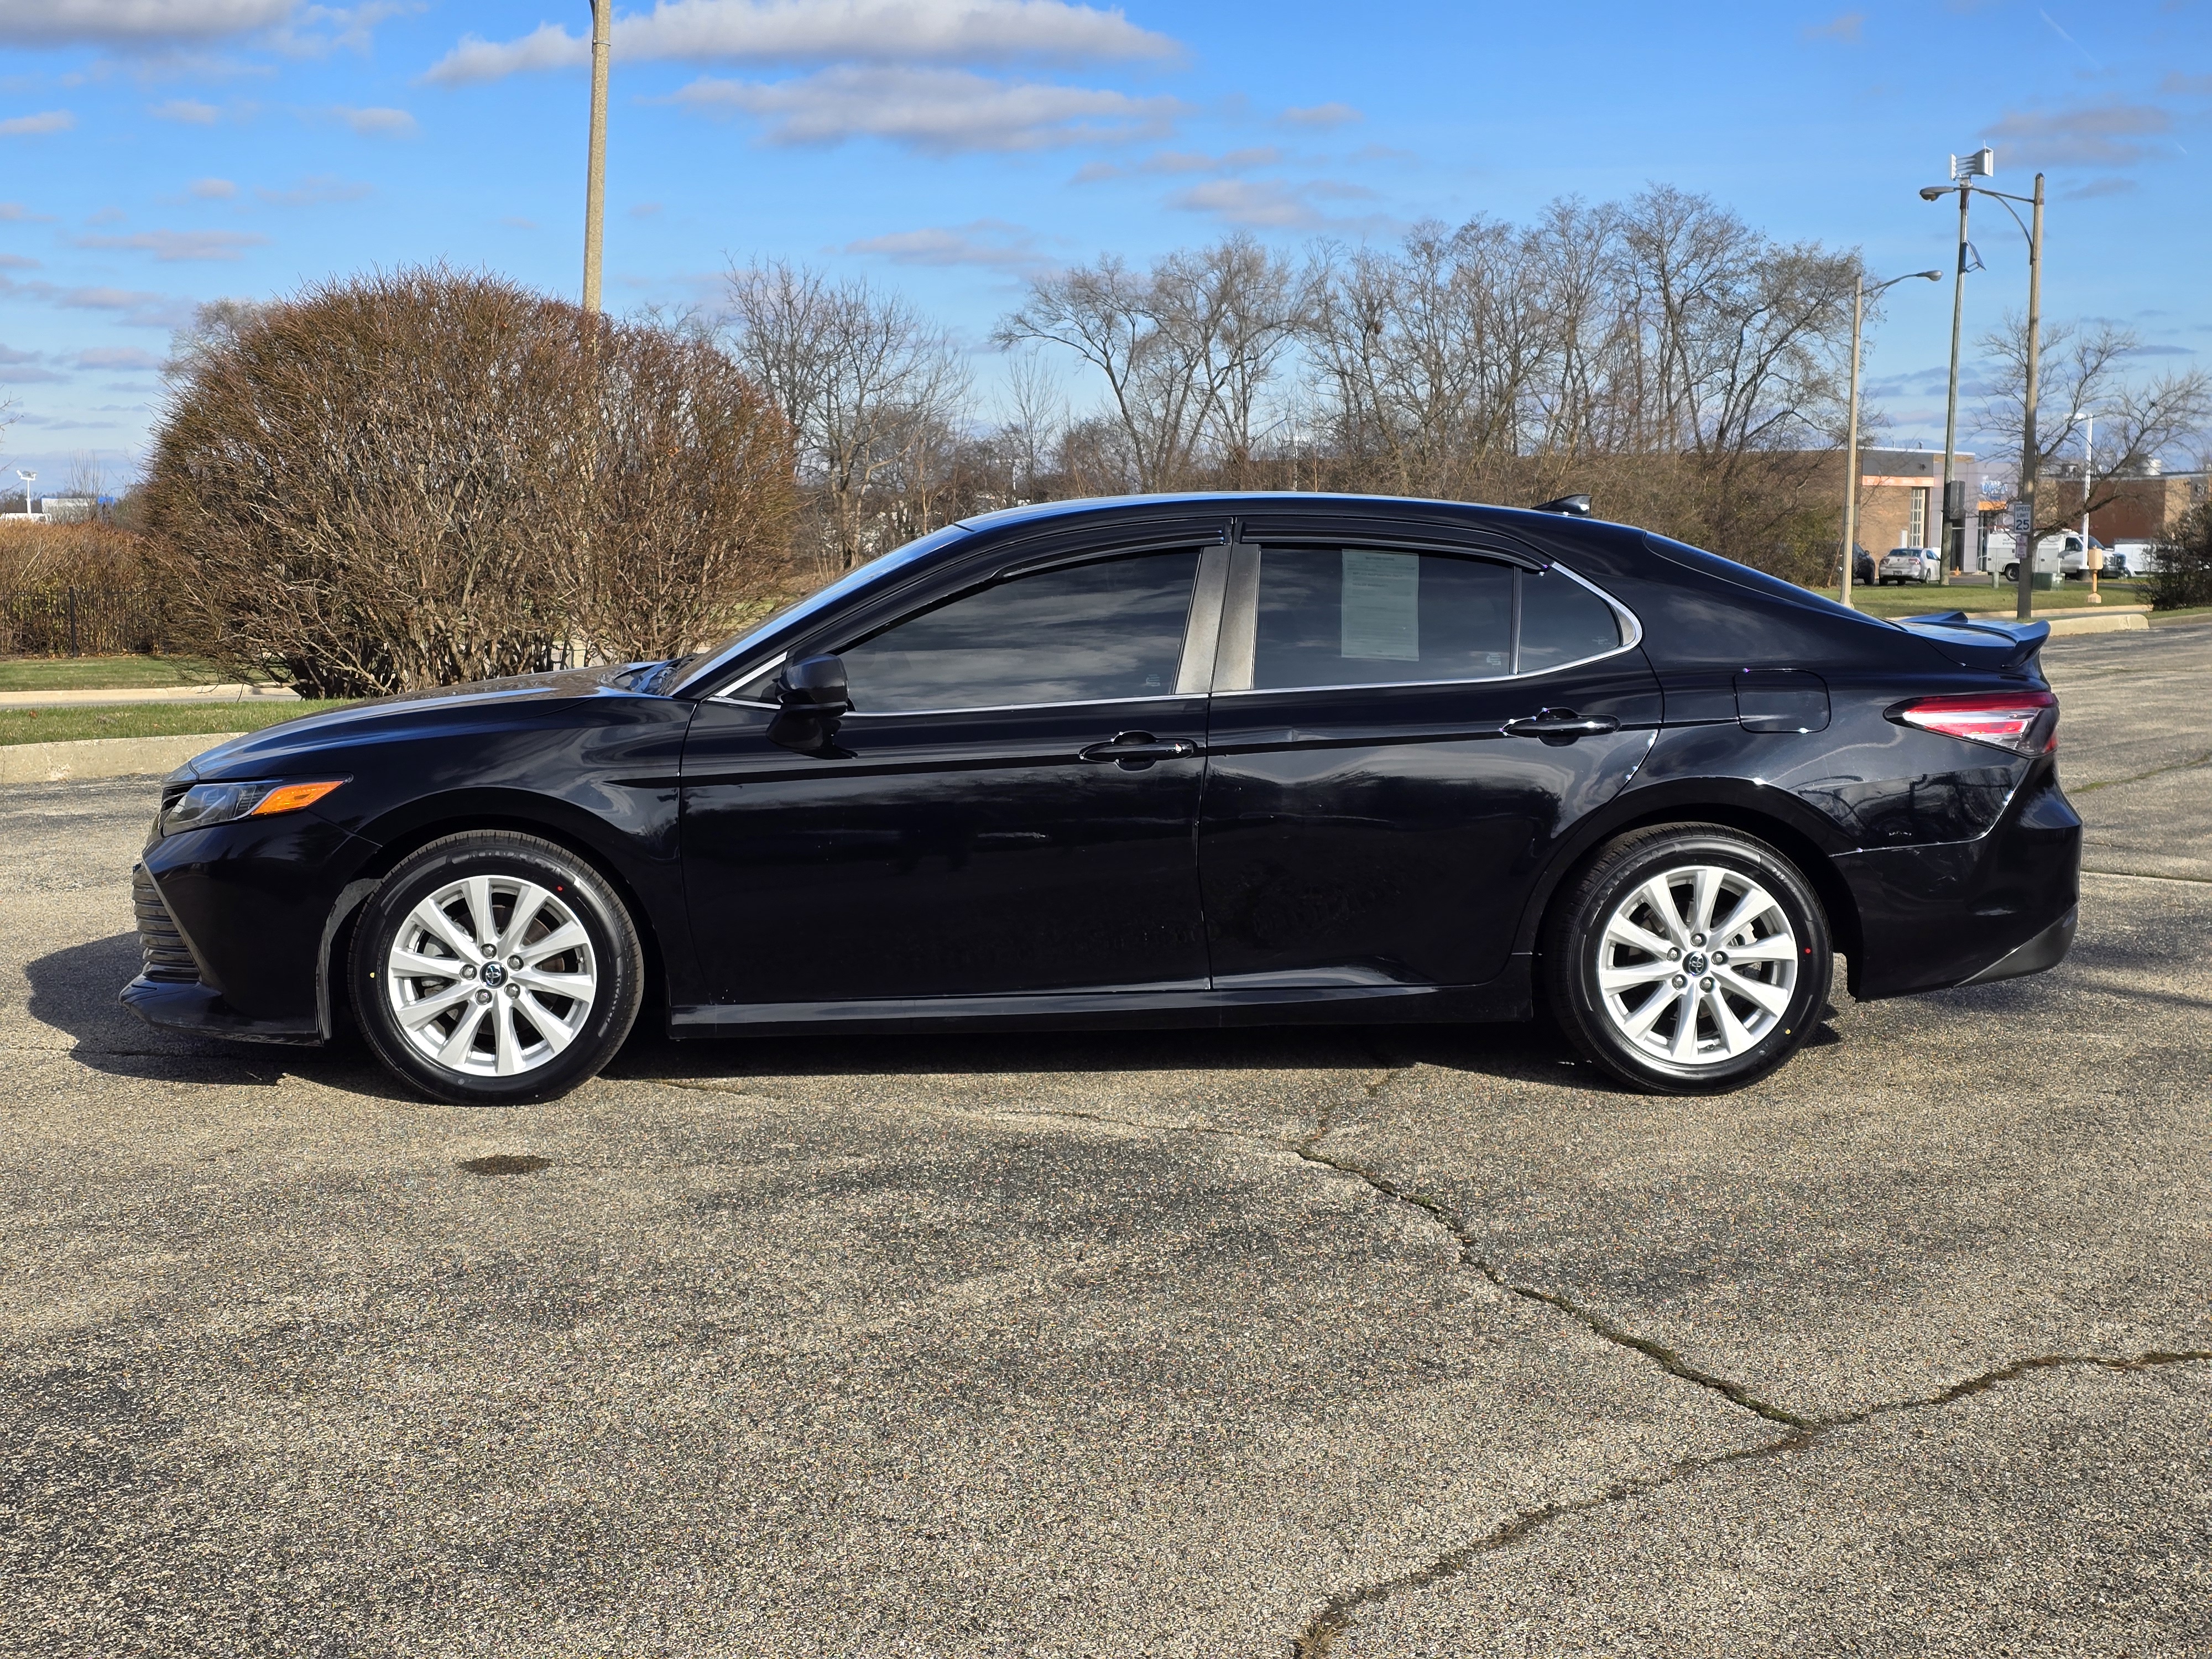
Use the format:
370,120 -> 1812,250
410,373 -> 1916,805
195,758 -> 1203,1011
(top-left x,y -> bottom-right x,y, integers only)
1879,546 -> 1940,585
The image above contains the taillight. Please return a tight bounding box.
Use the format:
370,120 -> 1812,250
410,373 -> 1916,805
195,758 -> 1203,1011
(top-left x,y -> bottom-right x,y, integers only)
1888,690 -> 2058,757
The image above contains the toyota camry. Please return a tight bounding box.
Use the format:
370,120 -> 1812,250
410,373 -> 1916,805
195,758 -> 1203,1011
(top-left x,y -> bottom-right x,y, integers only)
126,493 -> 2081,1103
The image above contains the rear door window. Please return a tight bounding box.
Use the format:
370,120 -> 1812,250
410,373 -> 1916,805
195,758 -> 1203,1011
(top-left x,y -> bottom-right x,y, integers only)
1251,548 -> 1515,690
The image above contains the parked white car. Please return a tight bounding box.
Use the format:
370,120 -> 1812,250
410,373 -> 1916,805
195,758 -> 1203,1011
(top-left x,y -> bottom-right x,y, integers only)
1986,531 -> 2086,583
1878,546 -> 1941,584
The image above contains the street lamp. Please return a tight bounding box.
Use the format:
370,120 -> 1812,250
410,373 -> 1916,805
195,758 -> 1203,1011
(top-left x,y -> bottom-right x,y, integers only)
581,0 -> 612,312
1839,270 -> 1942,611
1923,159 -> 2044,619
13,468 -> 35,519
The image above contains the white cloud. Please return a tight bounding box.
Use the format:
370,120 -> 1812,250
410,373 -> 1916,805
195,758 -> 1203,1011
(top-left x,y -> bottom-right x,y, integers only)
255,173 -> 371,206
844,217 -> 1053,270
1168,175 -> 1376,229
1278,101 -> 1359,129
76,227 -> 269,260
0,1 -> 295,44
0,274 -> 197,328
1,112 -> 77,136
75,345 -> 165,369
330,103 -> 416,135
424,0 -> 1177,85
151,98 -> 223,122
190,176 -> 237,197
1986,101 -> 2172,168
675,64 -> 1180,152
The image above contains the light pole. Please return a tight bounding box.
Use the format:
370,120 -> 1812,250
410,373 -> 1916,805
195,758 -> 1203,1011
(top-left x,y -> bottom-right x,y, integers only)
1919,147 -> 1991,588
581,0 -> 611,312
1840,269 -> 1942,610
13,468 -> 35,519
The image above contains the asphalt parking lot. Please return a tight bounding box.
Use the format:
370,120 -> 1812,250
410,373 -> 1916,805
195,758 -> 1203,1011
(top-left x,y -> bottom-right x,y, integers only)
4,623 -> 2209,1658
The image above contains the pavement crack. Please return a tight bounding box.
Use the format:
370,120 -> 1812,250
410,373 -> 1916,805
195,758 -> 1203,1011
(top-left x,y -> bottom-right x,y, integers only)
1289,1345 -> 2212,1656
1288,1138 -> 1812,1428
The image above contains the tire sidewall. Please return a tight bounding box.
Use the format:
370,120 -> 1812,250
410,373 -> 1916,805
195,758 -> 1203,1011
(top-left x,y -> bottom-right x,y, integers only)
351,834 -> 641,1105
1560,830 -> 1830,1093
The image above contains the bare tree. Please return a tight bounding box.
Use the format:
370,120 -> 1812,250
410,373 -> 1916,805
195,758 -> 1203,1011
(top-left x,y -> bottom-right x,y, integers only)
1978,314 -> 2212,538
994,236 -> 1302,493
724,260 -> 967,572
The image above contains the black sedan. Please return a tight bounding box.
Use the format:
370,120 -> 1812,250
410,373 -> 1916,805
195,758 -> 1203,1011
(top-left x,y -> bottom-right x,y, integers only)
126,494 -> 2081,1103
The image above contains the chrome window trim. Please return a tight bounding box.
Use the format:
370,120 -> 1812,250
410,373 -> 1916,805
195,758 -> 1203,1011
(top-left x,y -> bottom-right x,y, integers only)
706,650 -> 788,707
843,693 -> 1195,719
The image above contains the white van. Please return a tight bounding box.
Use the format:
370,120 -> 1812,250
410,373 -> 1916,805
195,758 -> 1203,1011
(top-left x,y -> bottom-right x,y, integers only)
1985,531 -> 2088,582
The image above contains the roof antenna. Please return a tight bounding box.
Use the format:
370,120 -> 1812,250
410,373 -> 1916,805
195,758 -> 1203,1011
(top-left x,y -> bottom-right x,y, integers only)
1532,493 -> 1591,517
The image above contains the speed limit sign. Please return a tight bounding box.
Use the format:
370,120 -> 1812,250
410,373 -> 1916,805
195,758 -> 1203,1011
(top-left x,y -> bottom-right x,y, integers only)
2010,499 -> 2034,537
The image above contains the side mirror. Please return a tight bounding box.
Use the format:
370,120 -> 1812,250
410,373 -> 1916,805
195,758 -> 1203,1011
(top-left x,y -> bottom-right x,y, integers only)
768,653 -> 852,755
777,653 -> 851,714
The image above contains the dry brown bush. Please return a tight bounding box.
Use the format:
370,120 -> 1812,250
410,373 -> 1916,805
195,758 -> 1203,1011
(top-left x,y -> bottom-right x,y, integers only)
147,268 -> 795,697
0,521 -> 173,656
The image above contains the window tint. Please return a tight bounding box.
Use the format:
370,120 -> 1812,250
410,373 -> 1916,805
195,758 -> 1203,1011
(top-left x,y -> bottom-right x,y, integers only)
1252,547 -> 1513,690
841,550 -> 1198,712
1518,567 -> 1623,672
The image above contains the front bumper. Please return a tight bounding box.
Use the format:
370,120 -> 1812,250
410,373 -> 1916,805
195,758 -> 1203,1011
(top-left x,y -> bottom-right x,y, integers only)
121,974 -> 325,1045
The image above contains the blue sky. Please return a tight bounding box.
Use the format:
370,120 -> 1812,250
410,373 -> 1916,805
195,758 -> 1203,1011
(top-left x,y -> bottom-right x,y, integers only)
2,0 -> 2208,487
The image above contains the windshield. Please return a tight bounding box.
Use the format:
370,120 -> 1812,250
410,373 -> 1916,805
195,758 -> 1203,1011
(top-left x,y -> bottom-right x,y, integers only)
666,523 -> 974,696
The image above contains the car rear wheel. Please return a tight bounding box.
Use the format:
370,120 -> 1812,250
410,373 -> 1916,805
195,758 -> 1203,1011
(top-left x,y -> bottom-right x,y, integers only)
350,831 -> 644,1105
1543,824 -> 1832,1094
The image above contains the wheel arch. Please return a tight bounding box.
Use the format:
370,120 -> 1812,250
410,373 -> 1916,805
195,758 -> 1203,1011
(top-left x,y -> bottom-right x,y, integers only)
1515,780 -> 1866,992
320,795 -> 674,1039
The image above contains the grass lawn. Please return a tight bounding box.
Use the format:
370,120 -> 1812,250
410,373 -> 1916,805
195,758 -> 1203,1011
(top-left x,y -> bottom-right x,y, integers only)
1808,581 -> 2156,618
0,655 -> 232,692
0,700 -> 353,747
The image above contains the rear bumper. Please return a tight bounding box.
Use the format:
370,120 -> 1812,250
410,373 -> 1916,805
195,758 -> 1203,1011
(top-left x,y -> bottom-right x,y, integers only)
1836,760 -> 2081,1000
1960,905 -> 2077,986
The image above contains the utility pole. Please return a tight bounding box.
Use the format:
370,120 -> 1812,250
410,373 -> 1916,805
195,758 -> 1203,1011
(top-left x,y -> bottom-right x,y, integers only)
1931,148 -> 1992,587
582,0 -> 611,312
2014,173 -> 2044,622
1839,269 -> 1940,610
1841,276 -> 1864,609
1939,180 -> 1969,585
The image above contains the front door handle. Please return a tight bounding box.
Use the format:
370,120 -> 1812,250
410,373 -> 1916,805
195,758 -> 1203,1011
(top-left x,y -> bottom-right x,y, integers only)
1078,733 -> 1198,766
1501,708 -> 1623,744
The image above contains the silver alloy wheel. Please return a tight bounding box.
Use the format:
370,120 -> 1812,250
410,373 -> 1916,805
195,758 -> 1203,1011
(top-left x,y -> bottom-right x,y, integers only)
1595,864 -> 1800,1067
385,874 -> 598,1078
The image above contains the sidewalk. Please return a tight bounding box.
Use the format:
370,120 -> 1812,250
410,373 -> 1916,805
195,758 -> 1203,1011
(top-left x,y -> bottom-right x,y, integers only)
0,683 -> 299,711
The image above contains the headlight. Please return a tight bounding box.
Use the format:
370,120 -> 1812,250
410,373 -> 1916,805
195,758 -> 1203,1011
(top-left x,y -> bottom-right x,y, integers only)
160,778 -> 346,836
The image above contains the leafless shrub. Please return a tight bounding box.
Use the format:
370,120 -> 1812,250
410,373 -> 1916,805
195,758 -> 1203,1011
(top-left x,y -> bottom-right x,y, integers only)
146,269 -> 795,696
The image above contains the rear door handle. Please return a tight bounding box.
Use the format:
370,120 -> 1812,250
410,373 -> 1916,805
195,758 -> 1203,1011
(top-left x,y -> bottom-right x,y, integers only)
1501,709 -> 1622,743
1079,733 -> 1197,765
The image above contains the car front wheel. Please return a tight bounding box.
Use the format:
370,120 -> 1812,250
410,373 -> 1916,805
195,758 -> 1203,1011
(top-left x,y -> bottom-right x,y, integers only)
350,831 -> 644,1105
1543,824 -> 1832,1094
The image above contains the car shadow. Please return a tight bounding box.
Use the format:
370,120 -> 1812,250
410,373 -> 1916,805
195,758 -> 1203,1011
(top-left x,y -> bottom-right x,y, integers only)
27,931 -> 1603,1100
22,932 -> 414,1099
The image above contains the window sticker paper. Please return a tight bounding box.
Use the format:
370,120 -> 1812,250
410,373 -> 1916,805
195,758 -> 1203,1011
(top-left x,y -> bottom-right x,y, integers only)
1340,549 -> 1420,660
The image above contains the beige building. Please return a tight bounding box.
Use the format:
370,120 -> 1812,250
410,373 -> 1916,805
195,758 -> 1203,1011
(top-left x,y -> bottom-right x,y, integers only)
1846,447 -> 1988,556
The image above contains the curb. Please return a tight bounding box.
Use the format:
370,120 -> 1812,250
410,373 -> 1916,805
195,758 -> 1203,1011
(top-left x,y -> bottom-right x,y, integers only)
0,733 -> 231,785
2041,611 -> 2150,637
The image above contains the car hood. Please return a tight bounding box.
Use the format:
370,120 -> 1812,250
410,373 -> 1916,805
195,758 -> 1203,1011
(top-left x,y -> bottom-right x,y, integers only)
172,662 -> 665,782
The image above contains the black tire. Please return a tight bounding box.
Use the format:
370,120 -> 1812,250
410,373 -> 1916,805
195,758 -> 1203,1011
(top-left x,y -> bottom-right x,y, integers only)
1542,823 -> 1832,1094
350,831 -> 644,1105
